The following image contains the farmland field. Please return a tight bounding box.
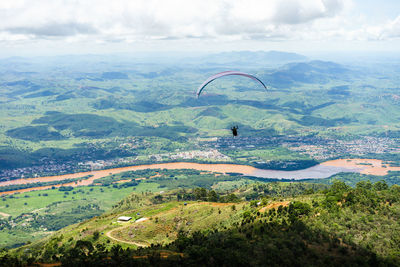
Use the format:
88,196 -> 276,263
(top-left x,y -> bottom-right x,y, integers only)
0,51 -> 400,265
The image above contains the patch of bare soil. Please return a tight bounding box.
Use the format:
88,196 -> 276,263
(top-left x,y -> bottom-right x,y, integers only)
259,201 -> 290,212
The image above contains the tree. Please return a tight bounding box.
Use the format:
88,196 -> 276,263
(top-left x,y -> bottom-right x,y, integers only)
194,188 -> 207,200
356,181 -> 372,190
288,201 -> 311,217
330,180 -> 350,193
373,181 -> 388,191
93,231 -> 100,241
111,244 -> 123,265
152,194 -> 164,204
207,190 -> 218,202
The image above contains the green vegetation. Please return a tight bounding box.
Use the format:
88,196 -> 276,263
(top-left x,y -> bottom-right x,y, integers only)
6,125 -> 65,141
222,147 -> 320,170
0,184 -> 159,248
95,169 -> 246,191
2,180 -> 399,266
1,52 -> 400,265
0,169 -> 248,248
309,171 -> 400,187
0,175 -> 92,192
1,54 -> 399,174
2,166 -> 400,250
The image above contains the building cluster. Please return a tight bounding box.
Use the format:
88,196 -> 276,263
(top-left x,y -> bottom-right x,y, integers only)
0,156 -> 139,181
0,163 -> 78,181
79,157 -> 137,170
202,135 -> 399,161
1,135 -> 398,181
149,149 -> 231,162
286,136 -> 400,160
169,149 -> 231,161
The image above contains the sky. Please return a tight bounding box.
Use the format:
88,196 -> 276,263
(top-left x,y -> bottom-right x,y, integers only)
0,0 -> 399,57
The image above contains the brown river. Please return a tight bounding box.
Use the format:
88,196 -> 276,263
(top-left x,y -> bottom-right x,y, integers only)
1,159 -> 399,195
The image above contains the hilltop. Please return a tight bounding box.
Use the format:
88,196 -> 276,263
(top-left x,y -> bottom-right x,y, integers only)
2,179 -> 399,266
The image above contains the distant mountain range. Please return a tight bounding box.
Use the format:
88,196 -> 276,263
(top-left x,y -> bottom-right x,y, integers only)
264,60 -> 351,88
200,50 -> 308,66
0,51 -> 308,70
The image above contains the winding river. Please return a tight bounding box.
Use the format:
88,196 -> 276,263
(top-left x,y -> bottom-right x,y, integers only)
1,159 -> 398,195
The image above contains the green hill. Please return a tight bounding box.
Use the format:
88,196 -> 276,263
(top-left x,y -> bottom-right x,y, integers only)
1,52 -> 400,266
3,180 -> 399,266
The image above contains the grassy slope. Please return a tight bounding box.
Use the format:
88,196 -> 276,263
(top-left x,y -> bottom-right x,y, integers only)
0,182 -> 161,248
30,199 -> 244,253
16,193 -> 250,254
0,169 -> 260,248
0,183 -> 159,217
11,182 -> 400,265
113,201 -> 244,246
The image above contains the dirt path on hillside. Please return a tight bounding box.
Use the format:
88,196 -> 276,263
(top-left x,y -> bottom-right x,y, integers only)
0,211 -> 10,217
106,218 -> 149,247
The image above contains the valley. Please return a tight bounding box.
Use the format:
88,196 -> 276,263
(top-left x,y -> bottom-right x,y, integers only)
1,0 -> 400,265
0,51 -> 399,265
4,180 -> 400,266
1,158 -> 399,196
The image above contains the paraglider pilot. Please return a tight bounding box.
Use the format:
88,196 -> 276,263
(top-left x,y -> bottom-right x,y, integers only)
231,126 -> 239,137
196,71 -> 267,139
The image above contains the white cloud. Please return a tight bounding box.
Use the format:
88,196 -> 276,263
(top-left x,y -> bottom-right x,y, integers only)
0,0 -> 398,54
6,22 -> 97,37
0,0 -> 347,41
380,15 -> 400,39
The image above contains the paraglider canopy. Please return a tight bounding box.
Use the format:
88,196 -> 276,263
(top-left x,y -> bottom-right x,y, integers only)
196,71 -> 267,98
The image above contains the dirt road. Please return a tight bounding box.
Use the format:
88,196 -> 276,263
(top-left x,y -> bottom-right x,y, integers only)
106,218 -> 149,247
0,211 -> 10,217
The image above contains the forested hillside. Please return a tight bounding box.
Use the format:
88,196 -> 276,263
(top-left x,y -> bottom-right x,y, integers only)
2,180 -> 399,266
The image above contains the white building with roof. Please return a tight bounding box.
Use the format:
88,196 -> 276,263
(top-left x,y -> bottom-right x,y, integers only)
117,216 -> 132,222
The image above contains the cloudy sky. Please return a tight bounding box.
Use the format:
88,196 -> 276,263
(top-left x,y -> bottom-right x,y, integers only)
0,0 -> 399,56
